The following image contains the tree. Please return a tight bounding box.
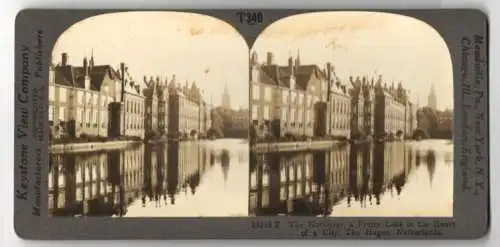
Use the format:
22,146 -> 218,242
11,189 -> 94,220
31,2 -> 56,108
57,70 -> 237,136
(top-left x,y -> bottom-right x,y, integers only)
396,130 -> 403,138
417,106 -> 452,139
210,109 -> 224,137
417,107 -> 439,137
211,106 -> 249,138
412,128 -> 428,139
190,129 -> 197,137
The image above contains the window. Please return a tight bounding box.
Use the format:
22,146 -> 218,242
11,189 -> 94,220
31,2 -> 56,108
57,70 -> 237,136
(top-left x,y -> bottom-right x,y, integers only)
282,91 -> 288,104
49,85 -> 55,101
263,105 -> 270,120
251,69 -> 260,83
87,111 -> 92,124
291,91 -> 297,103
49,106 -> 54,121
252,85 -> 259,100
58,88 -> 67,103
58,106 -> 65,121
264,87 -> 272,101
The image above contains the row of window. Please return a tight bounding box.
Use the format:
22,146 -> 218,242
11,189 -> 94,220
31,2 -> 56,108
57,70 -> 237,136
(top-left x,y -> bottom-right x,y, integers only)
126,98 -> 145,114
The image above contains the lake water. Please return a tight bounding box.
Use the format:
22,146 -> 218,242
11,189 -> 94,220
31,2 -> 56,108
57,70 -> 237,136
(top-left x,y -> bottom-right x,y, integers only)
49,139 -> 453,218
49,139 -> 249,217
249,140 -> 453,217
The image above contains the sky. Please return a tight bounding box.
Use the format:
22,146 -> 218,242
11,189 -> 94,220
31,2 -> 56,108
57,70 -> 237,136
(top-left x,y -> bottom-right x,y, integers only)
52,11 -> 249,109
251,11 -> 454,111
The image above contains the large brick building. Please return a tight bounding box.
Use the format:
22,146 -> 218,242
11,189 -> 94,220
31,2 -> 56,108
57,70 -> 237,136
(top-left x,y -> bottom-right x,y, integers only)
349,76 -> 376,138
50,53 -> 121,139
121,74 -> 145,139
249,51 -> 350,140
249,51 -> 418,142
49,53 -> 213,143
373,79 -> 414,139
167,78 -> 203,139
142,76 -> 169,138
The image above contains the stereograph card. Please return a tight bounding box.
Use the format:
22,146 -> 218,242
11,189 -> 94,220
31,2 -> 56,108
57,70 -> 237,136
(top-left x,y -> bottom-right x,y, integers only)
13,9 -> 489,239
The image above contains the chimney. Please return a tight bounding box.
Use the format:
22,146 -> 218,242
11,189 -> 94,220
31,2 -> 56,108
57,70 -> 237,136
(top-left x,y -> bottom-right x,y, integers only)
251,51 -> 258,66
120,62 -> 125,102
266,52 -> 274,65
326,62 -> 332,82
83,57 -> 88,76
288,56 -> 294,75
61,53 -> 68,66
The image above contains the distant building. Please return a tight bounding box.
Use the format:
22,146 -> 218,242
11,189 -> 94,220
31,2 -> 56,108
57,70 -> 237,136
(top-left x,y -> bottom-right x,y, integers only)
143,77 -> 160,137
349,76 -> 376,138
373,79 -> 413,138
167,78 -> 202,139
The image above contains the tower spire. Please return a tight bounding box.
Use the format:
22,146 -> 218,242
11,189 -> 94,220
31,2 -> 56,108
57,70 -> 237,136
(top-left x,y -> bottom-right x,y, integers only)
428,82 -> 437,110
89,48 -> 95,68
222,80 -> 231,109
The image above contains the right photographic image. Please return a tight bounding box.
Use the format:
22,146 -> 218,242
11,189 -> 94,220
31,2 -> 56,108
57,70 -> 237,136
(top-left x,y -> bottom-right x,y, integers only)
248,12 -> 453,217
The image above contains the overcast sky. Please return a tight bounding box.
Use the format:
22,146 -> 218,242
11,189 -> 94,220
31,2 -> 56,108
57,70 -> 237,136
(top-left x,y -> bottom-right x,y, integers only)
53,11 -> 453,111
251,11 -> 453,111
52,11 -> 249,109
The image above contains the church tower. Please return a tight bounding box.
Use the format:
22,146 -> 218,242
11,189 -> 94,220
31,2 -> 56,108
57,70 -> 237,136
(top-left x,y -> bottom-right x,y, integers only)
428,83 -> 437,110
222,82 -> 231,109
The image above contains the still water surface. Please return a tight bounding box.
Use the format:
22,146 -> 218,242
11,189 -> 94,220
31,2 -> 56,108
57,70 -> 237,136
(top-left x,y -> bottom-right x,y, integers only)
249,140 -> 453,217
49,139 -> 249,217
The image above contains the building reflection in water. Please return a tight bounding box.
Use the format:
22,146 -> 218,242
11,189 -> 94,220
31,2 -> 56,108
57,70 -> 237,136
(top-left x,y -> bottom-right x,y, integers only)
49,140 -> 248,217
248,140 -> 452,217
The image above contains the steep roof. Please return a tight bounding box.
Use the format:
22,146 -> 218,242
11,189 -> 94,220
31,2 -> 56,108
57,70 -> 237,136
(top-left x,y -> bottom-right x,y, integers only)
260,64 -> 325,91
54,64 -> 119,91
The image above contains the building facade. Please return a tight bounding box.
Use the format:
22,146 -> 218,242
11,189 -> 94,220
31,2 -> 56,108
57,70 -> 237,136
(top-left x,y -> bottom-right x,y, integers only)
373,79 -> 412,139
122,79 -> 145,139
167,80 -> 202,139
249,51 -> 351,140
326,72 -> 351,138
349,76 -> 377,139
50,53 -> 121,139
143,77 -> 160,137
249,52 -> 419,143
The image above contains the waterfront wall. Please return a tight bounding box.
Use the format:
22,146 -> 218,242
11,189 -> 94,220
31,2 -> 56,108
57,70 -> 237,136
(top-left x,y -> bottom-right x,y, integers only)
251,140 -> 344,153
50,140 -> 142,154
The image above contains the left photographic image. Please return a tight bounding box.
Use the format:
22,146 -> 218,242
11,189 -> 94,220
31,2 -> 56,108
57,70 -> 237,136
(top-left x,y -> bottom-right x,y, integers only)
48,12 -> 250,217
